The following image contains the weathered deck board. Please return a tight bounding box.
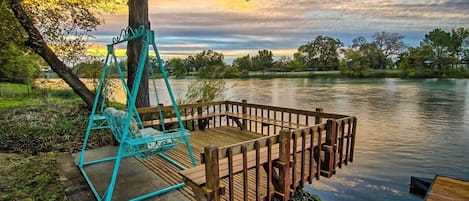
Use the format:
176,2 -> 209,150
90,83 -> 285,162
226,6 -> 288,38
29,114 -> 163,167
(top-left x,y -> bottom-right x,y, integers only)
180,135 -> 316,185
425,175 -> 469,201
139,126 -> 324,201
139,126 -> 264,201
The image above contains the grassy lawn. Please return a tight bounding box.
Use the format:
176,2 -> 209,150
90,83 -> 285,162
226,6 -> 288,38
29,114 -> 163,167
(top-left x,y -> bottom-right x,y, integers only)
0,153 -> 65,200
0,82 -> 111,200
0,82 -> 32,97
0,82 -> 83,109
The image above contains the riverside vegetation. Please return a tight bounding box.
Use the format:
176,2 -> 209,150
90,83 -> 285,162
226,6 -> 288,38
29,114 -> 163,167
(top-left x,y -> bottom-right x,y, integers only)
0,82 -> 112,200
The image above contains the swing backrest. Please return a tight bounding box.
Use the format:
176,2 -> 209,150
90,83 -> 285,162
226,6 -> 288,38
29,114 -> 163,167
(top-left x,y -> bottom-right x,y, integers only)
104,107 -> 141,143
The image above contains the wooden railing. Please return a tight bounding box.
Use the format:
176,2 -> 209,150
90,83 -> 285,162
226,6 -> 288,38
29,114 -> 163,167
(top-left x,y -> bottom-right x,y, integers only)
179,116 -> 357,201
138,100 -> 357,201
138,100 -> 346,135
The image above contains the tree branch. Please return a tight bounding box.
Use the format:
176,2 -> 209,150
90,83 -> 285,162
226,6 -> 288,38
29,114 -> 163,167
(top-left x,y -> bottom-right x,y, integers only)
8,0 -> 95,109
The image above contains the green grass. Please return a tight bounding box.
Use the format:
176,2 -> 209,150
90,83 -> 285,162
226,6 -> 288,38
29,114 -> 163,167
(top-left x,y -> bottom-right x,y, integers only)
0,153 -> 65,200
0,82 -> 82,110
0,82 -> 113,200
0,82 -> 33,97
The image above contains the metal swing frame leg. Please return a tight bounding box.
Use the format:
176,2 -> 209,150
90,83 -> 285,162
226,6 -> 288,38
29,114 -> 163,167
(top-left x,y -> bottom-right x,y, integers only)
78,26 -> 196,201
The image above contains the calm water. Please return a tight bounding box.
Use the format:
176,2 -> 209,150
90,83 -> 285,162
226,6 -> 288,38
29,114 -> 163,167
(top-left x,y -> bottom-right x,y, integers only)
150,78 -> 469,201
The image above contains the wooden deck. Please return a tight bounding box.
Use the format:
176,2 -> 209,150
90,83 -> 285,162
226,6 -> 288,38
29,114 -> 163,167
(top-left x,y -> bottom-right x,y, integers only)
136,100 -> 357,201
140,126 -> 265,200
425,175 -> 469,201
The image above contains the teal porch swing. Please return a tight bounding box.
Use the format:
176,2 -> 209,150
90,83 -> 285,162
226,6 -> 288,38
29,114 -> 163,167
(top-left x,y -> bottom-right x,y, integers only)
78,26 -> 196,201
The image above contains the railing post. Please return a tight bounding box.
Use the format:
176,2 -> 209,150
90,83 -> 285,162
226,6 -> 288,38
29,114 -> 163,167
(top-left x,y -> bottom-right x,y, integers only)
350,117 -> 357,162
241,99 -> 247,130
204,145 -> 222,201
324,119 -> 338,177
274,129 -> 291,200
315,108 -> 323,125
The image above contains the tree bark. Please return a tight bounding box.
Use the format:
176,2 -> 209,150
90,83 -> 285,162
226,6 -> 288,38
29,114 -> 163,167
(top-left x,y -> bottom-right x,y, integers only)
127,0 -> 150,108
8,0 -> 95,109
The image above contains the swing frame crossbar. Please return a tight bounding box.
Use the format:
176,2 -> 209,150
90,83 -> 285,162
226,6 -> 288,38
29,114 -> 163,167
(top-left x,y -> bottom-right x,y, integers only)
77,26 -> 196,201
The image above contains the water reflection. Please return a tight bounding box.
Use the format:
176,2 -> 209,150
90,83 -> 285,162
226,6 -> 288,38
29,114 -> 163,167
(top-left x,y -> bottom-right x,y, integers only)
148,78 -> 469,201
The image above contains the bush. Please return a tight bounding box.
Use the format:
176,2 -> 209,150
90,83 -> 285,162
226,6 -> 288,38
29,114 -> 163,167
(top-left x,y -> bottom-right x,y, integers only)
0,43 -> 40,84
48,88 -> 78,99
289,189 -> 322,201
182,79 -> 225,103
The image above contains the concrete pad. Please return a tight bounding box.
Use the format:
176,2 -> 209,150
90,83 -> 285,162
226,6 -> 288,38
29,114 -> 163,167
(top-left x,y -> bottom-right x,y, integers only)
73,146 -> 188,201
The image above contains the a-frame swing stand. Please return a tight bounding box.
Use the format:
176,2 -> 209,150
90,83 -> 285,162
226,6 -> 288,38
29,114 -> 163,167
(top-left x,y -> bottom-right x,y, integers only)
78,26 -> 197,201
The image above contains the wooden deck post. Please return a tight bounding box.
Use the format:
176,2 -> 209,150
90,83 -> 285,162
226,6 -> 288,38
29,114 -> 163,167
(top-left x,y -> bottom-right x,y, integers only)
350,117 -> 357,162
324,119 -> 338,177
274,129 -> 291,200
202,145 -> 222,201
241,99 -> 247,130
315,108 -> 323,125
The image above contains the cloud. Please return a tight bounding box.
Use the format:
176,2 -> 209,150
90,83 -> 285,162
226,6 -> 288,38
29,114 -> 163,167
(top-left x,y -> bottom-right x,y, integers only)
93,0 -> 469,59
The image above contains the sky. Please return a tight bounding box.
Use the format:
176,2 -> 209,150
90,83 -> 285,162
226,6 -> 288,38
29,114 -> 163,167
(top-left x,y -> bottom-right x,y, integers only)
92,0 -> 469,61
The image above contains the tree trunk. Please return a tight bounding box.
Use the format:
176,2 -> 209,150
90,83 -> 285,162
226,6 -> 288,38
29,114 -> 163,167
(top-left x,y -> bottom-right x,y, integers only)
127,0 -> 150,108
9,0 -> 95,109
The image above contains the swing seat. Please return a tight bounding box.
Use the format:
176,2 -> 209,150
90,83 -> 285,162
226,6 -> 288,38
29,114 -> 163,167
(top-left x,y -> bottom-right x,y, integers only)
104,107 -> 191,158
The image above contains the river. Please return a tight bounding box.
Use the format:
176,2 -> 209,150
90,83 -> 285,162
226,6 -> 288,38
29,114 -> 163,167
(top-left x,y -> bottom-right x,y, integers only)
149,78 -> 469,201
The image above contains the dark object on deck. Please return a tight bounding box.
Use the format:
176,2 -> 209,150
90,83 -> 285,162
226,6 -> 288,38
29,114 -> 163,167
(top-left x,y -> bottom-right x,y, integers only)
409,176 -> 433,197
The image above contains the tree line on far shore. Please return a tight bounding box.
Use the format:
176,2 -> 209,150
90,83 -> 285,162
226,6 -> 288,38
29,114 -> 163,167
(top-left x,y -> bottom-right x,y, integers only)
1,0 -> 468,84
72,27 -> 469,79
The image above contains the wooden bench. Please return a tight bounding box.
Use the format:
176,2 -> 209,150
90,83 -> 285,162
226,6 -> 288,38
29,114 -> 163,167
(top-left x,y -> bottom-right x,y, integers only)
141,112 -> 226,128
226,112 -> 308,130
139,109 -> 306,131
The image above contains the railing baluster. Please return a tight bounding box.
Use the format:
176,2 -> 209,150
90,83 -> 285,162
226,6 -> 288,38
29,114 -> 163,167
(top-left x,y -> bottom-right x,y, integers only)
228,148 -> 234,201
345,118 -> 351,165
226,103 -> 230,126
267,109 -> 271,135
292,132 -> 298,188
339,120 -> 345,168
255,141 -> 261,201
218,104 -> 222,127
350,117 -> 357,162
281,111 -> 284,130
266,138 -> 273,201
300,130 -> 306,188
242,145 -> 248,200
274,110 -> 277,134
296,113 -> 300,128
317,126 -> 322,180
206,106 -> 210,128
261,109 -> 264,135
255,108 -> 258,133
249,106 -> 252,131
309,127 -> 315,183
